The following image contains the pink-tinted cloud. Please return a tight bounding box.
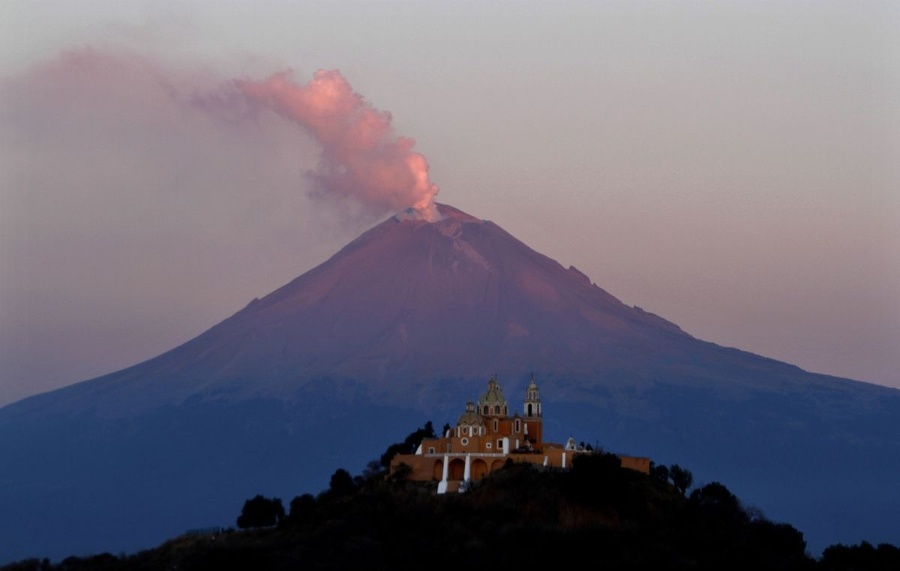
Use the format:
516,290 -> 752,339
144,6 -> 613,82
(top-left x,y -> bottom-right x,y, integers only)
233,69 -> 441,220
0,47 -> 365,406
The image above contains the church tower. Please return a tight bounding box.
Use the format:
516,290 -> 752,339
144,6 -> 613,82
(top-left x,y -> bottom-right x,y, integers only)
524,374 -> 542,419
518,374 -> 543,447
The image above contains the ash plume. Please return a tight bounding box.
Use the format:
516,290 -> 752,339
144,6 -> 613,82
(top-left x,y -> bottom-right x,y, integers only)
235,69 -> 441,221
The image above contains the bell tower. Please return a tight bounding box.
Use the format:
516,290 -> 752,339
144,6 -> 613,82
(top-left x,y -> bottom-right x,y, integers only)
521,374 -> 544,447
524,374 -> 542,419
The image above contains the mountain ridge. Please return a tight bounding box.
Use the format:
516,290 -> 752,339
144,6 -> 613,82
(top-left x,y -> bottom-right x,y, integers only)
4,203 -> 696,415
5,203 -> 827,412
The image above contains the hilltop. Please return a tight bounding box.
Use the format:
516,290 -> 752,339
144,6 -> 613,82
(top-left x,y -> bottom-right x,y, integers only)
3,446 -> 897,571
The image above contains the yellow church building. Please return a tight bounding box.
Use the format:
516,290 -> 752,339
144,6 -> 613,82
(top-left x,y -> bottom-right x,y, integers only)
390,375 -> 650,493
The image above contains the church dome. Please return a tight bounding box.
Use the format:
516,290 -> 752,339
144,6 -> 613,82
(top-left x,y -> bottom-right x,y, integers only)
475,376 -> 510,418
457,401 -> 481,427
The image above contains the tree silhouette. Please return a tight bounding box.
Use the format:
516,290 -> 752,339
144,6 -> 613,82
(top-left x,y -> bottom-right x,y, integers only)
287,493 -> 316,524
819,541 -> 900,570
329,468 -> 355,497
650,462 -> 670,483
669,464 -> 694,495
236,494 -> 285,529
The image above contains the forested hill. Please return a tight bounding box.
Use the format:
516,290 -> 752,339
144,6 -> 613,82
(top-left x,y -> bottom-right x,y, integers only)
3,450 -> 897,571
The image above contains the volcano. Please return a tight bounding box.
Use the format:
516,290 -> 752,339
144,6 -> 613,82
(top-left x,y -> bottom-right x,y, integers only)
1,203 -> 898,563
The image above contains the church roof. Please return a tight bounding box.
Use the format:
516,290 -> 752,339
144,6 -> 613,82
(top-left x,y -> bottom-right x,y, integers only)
457,401 -> 482,427
478,376 -> 508,408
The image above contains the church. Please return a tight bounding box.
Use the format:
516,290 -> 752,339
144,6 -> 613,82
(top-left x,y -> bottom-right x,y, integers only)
389,375 -> 650,493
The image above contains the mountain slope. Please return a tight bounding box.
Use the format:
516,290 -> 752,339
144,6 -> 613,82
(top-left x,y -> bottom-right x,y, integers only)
1,203 -> 898,563
5,203 -> 810,414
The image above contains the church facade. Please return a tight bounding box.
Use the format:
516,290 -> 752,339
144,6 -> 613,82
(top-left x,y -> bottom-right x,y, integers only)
389,375 -> 650,493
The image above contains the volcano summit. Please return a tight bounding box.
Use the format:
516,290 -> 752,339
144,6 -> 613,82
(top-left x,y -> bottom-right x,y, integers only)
53,203 -> 692,411
1,203 -> 898,563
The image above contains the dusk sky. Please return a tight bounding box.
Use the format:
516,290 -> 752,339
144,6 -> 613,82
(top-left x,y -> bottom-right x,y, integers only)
1,1 -> 898,407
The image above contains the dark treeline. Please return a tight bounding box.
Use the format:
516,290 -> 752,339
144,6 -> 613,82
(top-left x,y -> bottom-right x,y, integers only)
3,426 -> 898,571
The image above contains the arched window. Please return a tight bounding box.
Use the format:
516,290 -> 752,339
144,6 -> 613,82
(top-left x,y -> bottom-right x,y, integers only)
515,419 -> 521,433
493,419 -> 498,432
527,403 -> 533,416
483,405 -> 489,415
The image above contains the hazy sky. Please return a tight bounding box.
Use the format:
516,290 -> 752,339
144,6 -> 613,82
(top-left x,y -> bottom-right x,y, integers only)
1,1 -> 898,407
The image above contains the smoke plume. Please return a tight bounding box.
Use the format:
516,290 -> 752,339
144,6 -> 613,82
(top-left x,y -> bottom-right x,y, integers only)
236,69 -> 441,221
